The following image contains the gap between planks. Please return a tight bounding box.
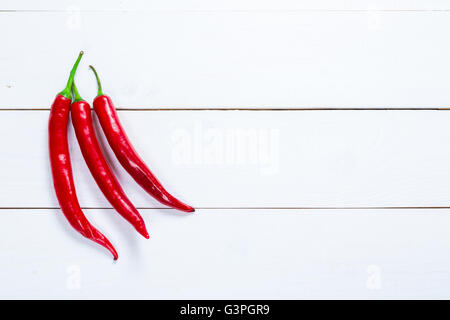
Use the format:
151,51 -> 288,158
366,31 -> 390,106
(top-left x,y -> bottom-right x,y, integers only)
4,107 -> 449,211
1,107 -> 450,111
2,9 -> 450,13
2,206 -> 450,211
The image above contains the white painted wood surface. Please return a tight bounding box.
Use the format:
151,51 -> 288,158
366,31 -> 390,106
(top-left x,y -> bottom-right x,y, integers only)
3,0 -> 450,11
2,0 -> 450,299
2,208 -> 450,299
2,9 -> 450,108
2,110 -> 450,208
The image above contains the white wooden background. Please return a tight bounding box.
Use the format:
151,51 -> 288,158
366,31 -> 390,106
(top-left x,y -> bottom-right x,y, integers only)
2,0 -> 450,299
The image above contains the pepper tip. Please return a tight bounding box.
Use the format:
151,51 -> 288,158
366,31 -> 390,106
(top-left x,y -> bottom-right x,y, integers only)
141,229 -> 150,239
137,225 -> 150,239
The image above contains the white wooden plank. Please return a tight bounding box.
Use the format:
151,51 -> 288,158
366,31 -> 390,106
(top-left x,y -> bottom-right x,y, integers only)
2,11 -> 450,109
1,208 -> 450,299
3,1 -> 450,12
1,110 -> 450,208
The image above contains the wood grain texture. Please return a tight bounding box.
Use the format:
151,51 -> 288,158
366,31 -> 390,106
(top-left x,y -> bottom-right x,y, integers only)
1,110 -> 450,208
2,1 -> 450,299
2,10 -> 450,109
3,0 -> 450,11
1,208 -> 450,299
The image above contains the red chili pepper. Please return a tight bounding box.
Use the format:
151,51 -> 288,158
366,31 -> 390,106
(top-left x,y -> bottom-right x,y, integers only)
49,52 -> 118,260
89,66 -> 195,213
70,82 -> 149,239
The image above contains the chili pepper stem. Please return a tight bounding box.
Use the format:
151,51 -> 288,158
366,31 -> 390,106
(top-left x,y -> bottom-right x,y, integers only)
58,51 -> 84,99
89,65 -> 104,97
72,82 -> 84,102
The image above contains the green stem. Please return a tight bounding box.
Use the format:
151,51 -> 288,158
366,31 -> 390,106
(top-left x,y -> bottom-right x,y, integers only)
89,65 -> 104,97
72,81 -> 84,102
58,51 -> 84,99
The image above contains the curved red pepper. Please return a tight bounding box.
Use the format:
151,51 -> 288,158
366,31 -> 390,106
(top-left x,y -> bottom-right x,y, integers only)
89,66 -> 194,213
71,83 -> 149,239
49,52 -> 118,260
